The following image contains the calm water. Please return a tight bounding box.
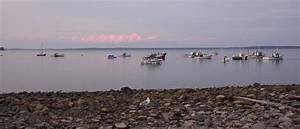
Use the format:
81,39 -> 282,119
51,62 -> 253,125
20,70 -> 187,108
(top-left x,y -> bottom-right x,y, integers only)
0,48 -> 299,93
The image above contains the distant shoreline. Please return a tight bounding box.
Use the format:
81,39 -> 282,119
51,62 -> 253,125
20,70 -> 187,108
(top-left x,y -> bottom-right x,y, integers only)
4,45 -> 300,50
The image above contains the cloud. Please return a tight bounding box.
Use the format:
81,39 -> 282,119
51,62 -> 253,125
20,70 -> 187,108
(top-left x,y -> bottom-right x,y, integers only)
59,33 -> 159,43
80,33 -> 142,43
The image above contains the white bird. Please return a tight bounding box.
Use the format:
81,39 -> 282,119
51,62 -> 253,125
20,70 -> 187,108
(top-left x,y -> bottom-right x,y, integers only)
139,97 -> 150,107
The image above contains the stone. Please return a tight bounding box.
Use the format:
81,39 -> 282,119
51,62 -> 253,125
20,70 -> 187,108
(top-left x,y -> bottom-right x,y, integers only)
183,120 -> 196,127
114,122 -> 128,129
162,113 -> 170,122
251,122 -> 266,129
164,103 -> 171,106
101,107 -> 109,112
216,95 -> 225,101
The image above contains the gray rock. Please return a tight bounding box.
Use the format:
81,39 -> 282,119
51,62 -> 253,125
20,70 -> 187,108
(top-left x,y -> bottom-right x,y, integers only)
115,122 -> 128,129
251,122 -> 266,129
183,120 -> 196,127
216,95 -> 225,101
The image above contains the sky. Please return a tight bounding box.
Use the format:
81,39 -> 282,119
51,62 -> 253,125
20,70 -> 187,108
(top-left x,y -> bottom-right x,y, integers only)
0,0 -> 299,48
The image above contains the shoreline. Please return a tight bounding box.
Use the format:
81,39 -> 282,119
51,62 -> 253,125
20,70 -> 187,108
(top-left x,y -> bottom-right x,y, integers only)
0,84 -> 299,129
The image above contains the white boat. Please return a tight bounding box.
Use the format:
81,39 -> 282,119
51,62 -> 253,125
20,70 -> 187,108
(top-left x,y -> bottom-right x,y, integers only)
263,49 -> 283,60
186,51 -> 212,59
232,53 -> 248,60
141,58 -> 162,65
248,50 -> 265,59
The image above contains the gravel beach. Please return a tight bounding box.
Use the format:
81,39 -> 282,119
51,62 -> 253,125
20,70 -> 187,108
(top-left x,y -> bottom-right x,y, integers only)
0,84 -> 299,129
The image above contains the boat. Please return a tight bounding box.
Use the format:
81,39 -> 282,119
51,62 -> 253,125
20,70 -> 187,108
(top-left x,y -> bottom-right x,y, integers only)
107,54 -> 117,59
53,53 -> 64,57
141,58 -> 162,65
0,46 -> 4,51
141,52 -> 166,65
36,43 -> 46,56
221,56 -> 230,63
263,49 -> 283,60
37,52 -> 47,56
232,53 -> 248,60
121,52 -> 131,57
248,50 -> 265,59
186,51 -> 212,59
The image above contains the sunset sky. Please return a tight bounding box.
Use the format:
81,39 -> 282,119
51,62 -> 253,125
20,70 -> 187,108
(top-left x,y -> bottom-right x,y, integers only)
1,0 -> 299,48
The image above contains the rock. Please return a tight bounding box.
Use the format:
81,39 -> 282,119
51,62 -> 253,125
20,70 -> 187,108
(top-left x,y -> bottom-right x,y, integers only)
253,83 -> 260,86
164,103 -> 171,106
279,122 -> 292,129
247,113 -> 258,121
34,122 -> 51,128
101,107 -> 109,113
162,112 -> 170,122
184,104 -> 191,108
121,87 -> 133,94
183,120 -> 196,127
216,95 -> 225,101
279,116 -> 292,123
251,122 -> 266,129
114,122 -> 128,129
291,102 -> 300,108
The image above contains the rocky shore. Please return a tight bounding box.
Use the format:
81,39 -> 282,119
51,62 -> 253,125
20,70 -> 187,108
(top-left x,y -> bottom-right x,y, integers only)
0,84 -> 299,129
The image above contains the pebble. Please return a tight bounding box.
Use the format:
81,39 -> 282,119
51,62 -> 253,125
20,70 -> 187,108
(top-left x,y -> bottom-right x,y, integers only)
114,122 -> 128,129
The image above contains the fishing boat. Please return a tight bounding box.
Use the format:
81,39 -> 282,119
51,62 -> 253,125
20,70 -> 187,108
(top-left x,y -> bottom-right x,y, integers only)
121,52 -> 131,57
107,54 -> 117,59
140,52 -> 166,65
263,49 -> 283,60
154,52 -> 167,60
186,51 -> 212,59
232,53 -> 248,60
248,50 -> 265,59
53,53 -> 64,57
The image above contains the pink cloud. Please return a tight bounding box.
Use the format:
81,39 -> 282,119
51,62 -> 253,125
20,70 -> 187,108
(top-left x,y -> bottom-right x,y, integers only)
80,33 -> 144,43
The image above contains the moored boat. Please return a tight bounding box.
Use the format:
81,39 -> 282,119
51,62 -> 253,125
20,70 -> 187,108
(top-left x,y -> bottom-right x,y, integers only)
37,52 -> 47,56
186,51 -> 212,59
248,50 -> 265,59
141,58 -> 162,65
53,53 -> 64,57
107,54 -> 117,59
232,53 -> 248,60
263,49 -> 283,60
121,52 -> 131,57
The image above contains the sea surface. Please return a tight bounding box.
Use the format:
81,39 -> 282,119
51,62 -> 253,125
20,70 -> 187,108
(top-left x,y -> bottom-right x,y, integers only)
0,48 -> 299,93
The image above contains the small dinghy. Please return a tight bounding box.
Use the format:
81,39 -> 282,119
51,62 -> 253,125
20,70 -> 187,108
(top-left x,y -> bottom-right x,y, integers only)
263,49 -> 283,60
53,53 -> 64,57
221,56 -> 230,63
107,54 -> 117,59
121,52 -> 131,57
37,52 -> 46,56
